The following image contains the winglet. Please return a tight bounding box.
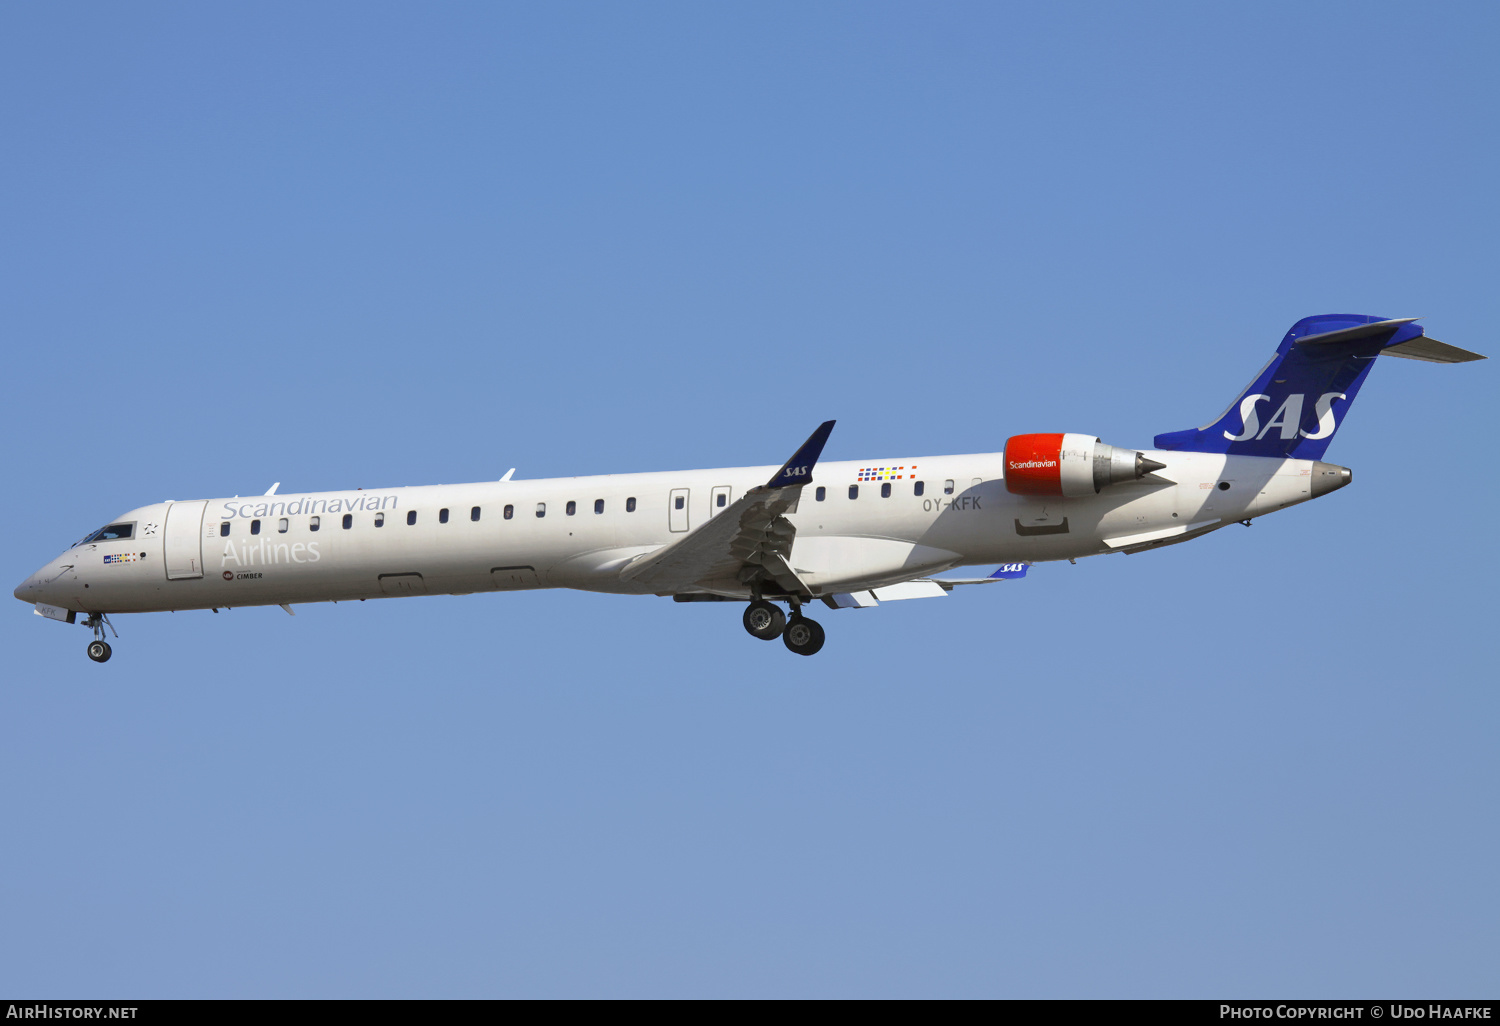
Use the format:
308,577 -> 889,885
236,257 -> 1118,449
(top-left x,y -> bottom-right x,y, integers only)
765,420 -> 836,488
988,562 -> 1029,579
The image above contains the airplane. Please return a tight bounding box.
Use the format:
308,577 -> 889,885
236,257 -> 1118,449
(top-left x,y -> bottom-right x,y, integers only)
14,314 -> 1485,663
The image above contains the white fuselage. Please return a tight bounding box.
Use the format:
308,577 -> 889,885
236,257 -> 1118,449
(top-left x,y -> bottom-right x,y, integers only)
16,449 -> 1337,617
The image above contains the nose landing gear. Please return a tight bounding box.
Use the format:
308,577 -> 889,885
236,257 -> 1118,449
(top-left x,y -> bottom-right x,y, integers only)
82,613 -> 117,663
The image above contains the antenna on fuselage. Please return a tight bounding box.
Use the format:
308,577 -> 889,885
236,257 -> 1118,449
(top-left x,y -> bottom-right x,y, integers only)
265,482 -> 281,495
499,468 -> 515,482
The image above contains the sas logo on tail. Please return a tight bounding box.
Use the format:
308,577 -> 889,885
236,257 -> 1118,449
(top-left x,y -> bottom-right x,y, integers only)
1224,392 -> 1347,442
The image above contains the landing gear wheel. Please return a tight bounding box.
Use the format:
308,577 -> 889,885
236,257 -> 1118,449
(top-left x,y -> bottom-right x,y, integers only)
782,616 -> 825,656
743,600 -> 786,640
87,640 -> 112,663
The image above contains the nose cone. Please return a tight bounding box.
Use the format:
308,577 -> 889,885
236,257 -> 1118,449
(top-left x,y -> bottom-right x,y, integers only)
15,572 -> 39,603
15,559 -> 57,604
1310,462 -> 1353,498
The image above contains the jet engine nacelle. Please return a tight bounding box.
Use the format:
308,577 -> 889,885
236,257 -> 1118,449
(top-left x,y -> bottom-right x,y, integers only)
1003,433 -> 1166,497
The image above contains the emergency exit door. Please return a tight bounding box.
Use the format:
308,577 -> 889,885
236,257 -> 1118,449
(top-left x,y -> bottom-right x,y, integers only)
164,500 -> 207,579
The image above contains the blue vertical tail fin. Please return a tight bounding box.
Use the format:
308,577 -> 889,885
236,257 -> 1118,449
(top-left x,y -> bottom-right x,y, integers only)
1153,315 -> 1481,460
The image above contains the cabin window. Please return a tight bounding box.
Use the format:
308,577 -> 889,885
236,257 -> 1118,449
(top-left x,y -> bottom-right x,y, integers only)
309,516 -> 320,532
943,479 -> 955,495
881,483 -> 891,498
815,486 -> 825,502
535,502 -> 546,518
566,501 -> 576,516
504,504 -> 513,520
848,485 -> 858,500
717,493 -> 727,508
439,508 -> 449,523
594,499 -> 604,514
250,519 -> 261,535
914,481 -> 925,496
626,497 -> 636,512
374,512 -> 385,528
278,518 -> 289,533
342,514 -> 353,530
471,506 -> 481,522
674,496 -> 685,510
220,522 -> 230,537
407,510 -> 417,526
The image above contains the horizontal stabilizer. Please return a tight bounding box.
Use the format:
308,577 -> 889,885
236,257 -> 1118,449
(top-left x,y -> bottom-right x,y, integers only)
1295,317 -> 1420,346
1380,337 -> 1487,363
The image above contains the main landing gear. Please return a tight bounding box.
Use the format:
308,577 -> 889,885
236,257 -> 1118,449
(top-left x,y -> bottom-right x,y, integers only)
741,598 -> 826,656
83,613 -> 117,663
781,614 -> 825,656
743,600 -> 785,640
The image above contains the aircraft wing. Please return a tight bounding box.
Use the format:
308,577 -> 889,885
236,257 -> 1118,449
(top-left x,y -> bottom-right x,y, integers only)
929,563 -> 1030,587
822,563 -> 1030,607
619,421 -> 835,596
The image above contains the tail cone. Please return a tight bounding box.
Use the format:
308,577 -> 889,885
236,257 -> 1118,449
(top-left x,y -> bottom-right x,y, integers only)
1310,462 -> 1352,497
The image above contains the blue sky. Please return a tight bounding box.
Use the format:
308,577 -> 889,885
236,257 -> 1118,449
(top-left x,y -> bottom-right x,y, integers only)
2,1 -> 1495,997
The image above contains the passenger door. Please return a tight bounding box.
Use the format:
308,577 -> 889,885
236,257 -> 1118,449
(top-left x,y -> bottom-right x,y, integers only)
164,500 -> 207,579
669,488 -> 690,532
710,485 -> 732,517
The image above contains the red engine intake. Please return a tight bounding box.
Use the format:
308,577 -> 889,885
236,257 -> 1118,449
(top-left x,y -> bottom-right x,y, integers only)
1003,433 -> 1070,496
1004,433 -> 1166,497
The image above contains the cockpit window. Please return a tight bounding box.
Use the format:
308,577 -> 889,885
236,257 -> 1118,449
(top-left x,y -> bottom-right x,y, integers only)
75,523 -> 134,546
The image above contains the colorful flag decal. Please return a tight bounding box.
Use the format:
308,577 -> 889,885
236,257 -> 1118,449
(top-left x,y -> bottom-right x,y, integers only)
856,465 -> 916,482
